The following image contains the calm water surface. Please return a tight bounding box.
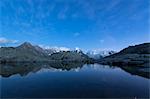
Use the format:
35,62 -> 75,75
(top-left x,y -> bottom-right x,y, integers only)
0,63 -> 149,98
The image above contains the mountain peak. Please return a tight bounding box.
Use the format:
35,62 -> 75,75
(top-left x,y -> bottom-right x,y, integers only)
22,42 -> 32,45
18,42 -> 33,48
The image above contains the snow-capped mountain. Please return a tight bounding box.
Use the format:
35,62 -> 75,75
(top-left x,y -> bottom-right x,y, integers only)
39,46 -> 71,55
86,50 -> 116,59
42,46 -> 84,55
37,44 -> 116,59
48,47 -> 70,52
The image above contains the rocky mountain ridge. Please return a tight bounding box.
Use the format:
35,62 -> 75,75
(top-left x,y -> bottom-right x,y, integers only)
0,42 -> 92,63
99,43 -> 150,67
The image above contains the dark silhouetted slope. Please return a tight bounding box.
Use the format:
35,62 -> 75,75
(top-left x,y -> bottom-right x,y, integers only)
100,43 -> 150,67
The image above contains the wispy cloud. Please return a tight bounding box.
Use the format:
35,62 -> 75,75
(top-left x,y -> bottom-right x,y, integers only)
74,32 -> 80,37
57,4 -> 69,20
105,0 -> 121,11
0,37 -> 18,44
99,39 -> 104,43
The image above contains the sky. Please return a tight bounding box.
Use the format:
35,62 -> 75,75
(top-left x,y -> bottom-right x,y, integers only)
0,0 -> 149,51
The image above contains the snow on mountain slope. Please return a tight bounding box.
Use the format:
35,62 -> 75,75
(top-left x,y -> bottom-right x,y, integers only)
38,45 -> 116,58
39,45 -> 71,55
86,50 -> 116,59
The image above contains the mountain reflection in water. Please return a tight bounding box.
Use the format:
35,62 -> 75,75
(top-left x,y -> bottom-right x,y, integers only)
0,62 -> 84,77
0,62 -> 149,98
0,62 -> 149,79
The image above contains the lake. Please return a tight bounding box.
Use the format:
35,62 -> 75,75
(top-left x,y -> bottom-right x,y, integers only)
0,62 -> 149,98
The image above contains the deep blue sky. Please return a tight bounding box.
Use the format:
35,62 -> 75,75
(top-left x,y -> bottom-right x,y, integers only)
0,0 -> 149,51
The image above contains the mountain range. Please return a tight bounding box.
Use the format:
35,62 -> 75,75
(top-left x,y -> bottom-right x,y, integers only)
86,50 -> 116,59
99,43 -> 150,67
0,42 -> 92,63
0,42 -> 150,67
